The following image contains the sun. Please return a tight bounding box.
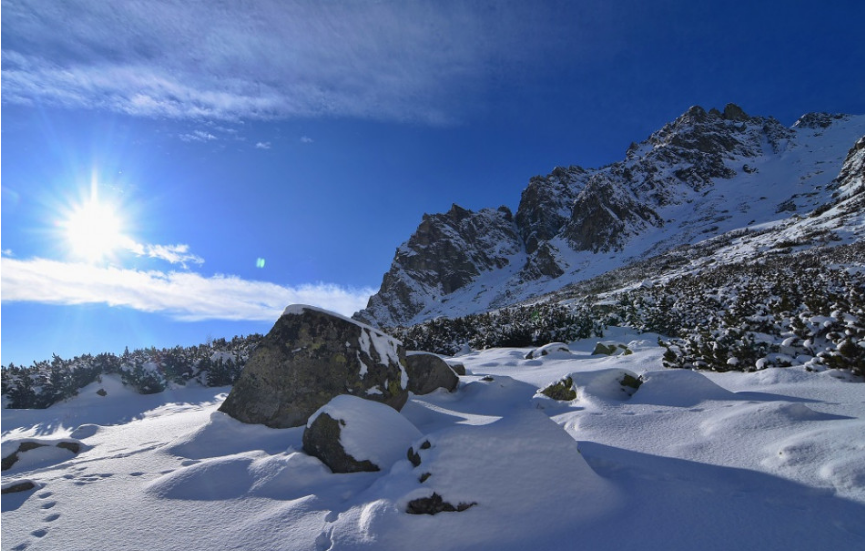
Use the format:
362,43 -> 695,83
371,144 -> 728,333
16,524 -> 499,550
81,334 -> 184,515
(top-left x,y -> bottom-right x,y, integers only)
64,199 -> 124,262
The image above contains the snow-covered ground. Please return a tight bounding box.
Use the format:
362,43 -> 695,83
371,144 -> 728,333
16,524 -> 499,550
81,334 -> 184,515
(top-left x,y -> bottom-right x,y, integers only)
3,328 -> 864,550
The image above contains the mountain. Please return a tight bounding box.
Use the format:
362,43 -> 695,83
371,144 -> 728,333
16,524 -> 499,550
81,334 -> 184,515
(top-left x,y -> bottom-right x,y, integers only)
355,105 -> 865,328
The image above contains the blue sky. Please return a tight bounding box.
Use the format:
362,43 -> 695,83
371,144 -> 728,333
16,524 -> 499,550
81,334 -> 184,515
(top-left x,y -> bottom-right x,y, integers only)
3,0 -> 864,366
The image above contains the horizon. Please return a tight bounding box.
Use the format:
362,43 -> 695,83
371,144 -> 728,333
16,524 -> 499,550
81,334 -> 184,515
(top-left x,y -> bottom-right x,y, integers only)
3,0 -> 865,367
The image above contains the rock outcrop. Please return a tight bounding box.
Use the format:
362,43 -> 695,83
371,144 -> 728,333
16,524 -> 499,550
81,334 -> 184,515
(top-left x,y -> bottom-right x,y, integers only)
219,305 -> 409,428
356,204 -> 524,327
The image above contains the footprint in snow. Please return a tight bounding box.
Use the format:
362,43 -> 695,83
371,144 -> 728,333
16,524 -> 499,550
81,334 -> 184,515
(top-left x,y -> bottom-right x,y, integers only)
31,528 -> 48,538
44,513 -> 60,522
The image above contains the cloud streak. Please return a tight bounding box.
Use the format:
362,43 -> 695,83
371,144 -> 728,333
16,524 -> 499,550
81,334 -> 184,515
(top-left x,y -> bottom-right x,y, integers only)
1,256 -> 374,322
1,0 -> 565,124
123,241 -> 205,267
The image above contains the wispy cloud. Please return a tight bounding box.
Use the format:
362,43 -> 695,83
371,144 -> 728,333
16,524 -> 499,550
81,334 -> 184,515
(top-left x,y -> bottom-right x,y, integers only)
255,141 -> 271,150
1,0 -> 563,125
300,136 -> 314,144
123,241 -> 204,267
179,130 -> 218,142
1,256 -> 374,321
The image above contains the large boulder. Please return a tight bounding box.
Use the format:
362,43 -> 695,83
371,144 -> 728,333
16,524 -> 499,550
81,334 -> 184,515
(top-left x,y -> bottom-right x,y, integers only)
404,352 -> 459,395
303,395 -> 422,473
219,305 -> 410,428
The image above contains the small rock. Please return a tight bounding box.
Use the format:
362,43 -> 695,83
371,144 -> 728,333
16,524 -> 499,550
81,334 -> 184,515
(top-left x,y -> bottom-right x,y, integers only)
1,480 -> 36,495
446,361 -> 466,376
405,353 -> 459,394
406,492 -> 476,515
540,377 -> 577,401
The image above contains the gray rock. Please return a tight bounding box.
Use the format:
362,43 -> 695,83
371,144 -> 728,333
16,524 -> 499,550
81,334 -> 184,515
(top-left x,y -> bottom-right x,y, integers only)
406,492 -> 476,515
445,361 -> 466,376
302,394 -> 423,473
1,480 -> 36,495
540,376 -> 577,401
219,305 -> 409,428
302,412 -> 379,473
405,353 -> 459,394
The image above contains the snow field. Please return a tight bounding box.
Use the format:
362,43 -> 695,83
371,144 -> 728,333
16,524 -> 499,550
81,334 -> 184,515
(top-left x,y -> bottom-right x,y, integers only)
3,328 -> 865,550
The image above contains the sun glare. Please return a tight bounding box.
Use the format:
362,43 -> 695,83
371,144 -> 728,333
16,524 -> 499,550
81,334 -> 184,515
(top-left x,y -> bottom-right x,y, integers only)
64,200 -> 124,261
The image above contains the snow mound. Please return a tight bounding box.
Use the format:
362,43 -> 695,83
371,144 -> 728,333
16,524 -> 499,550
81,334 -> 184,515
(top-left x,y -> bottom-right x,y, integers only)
169,411 -> 296,460
308,395 -> 423,472
325,409 -> 621,550
2,438 -> 85,474
630,369 -> 735,407
570,368 -> 643,404
764,421 -> 865,499
146,450 -> 335,501
701,402 -> 851,436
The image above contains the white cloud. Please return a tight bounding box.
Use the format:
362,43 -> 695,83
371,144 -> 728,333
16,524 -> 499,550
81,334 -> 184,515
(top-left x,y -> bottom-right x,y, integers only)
1,0 -> 563,124
255,141 -> 272,149
134,243 -> 204,267
300,136 -> 314,144
1,256 -> 375,322
179,130 -> 218,142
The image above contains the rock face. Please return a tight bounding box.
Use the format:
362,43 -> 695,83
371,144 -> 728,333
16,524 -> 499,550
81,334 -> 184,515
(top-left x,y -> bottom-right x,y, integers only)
404,353 -> 459,395
355,204 -> 524,327
354,104 -> 865,328
219,305 -> 409,428
302,394 -> 422,473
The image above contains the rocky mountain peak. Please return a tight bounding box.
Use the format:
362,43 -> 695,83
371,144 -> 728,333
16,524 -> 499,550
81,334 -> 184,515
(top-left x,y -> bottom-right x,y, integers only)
722,103 -> 750,122
355,106 -> 865,328
794,112 -> 851,130
356,205 -> 523,327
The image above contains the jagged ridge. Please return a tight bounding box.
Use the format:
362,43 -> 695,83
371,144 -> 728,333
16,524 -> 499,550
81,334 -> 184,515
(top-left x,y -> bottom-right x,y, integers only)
356,104 -> 865,328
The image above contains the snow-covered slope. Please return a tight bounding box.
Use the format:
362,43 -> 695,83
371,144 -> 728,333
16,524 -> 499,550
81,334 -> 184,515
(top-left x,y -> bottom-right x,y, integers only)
356,105 -> 865,327
3,332 -> 865,550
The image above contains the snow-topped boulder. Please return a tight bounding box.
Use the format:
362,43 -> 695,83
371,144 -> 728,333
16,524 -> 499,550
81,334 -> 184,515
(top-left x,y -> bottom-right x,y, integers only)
303,395 -> 422,473
219,305 -> 410,428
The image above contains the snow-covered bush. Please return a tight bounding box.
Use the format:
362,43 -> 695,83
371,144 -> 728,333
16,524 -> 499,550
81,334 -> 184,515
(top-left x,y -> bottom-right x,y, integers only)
2,334 -> 263,408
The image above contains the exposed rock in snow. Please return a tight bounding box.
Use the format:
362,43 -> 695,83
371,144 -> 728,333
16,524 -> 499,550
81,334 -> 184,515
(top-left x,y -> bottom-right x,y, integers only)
219,305 -> 409,428
302,394 -> 422,473
403,352 -> 459,395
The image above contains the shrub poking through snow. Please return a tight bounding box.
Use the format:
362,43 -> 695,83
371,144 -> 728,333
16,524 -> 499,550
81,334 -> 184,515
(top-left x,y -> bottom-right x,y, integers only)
592,342 -> 633,356
540,377 -> 577,401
